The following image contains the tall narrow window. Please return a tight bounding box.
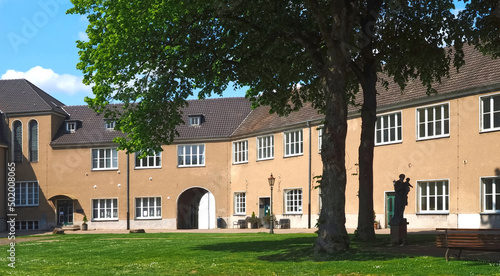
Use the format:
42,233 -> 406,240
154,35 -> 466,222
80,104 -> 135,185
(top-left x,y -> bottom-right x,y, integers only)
28,120 -> 38,162
318,126 -> 323,152
375,112 -> 402,145
233,140 -> 248,164
257,135 -> 274,160
284,189 -> 303,214
234,192 -> 246,215
482,177 -> 500,213
480,94 -> 500,132
12,120 -> 22,163
284,130 -> 303,157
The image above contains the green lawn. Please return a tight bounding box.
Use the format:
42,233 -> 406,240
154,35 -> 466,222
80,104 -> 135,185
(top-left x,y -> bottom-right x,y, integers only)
1,232 -> 498,275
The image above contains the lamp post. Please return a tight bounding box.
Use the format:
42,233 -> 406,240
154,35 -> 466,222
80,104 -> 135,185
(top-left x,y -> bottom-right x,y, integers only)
268,173 -> 275,234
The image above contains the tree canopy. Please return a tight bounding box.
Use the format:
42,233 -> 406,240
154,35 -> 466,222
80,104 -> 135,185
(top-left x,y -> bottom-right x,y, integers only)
68,0 -> 499,253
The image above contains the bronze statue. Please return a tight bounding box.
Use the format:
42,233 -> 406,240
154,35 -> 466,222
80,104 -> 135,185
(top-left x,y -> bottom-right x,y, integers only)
390,174 -> 412,225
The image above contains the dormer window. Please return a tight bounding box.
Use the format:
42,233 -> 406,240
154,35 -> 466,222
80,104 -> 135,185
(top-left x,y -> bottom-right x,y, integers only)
188,115 -> 203,126
105,120 -> 116,130
66,122 -> 77,133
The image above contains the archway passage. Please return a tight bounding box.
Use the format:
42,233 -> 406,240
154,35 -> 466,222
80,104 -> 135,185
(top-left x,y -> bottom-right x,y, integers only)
177,188 -> 215,229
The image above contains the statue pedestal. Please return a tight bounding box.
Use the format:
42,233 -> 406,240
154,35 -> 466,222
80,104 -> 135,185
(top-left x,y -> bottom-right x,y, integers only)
390,218 -> 408,245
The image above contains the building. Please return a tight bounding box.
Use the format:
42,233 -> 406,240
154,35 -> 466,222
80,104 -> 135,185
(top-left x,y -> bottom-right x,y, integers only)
0,46 -> 499,231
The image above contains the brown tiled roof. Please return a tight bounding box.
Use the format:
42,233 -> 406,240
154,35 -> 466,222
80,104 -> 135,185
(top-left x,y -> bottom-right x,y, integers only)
235,44 -> 500,136
176,97 -> 253,140
375,44 -> 500,109
51,105 -> 126,146
51,97 -> 253,146
232,104 -> 324,138
0,79 -> 66,115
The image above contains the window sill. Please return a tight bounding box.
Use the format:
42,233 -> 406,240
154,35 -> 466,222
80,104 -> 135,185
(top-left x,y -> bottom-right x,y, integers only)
257,158 -> 274,162
284,154 -> 304,158
480,212 -> 500,215
91,168 -> 119,171
480,128 -> 500,134
91,219 -> 119,222
233,214 -> 246,216
416,135 -> 450,142
416,212 -> 449,215
375,141 -> 403,147
283,213 -> 303,216
177,165 -> 206,168
134,217 -> 162,220
232,162 -> 248,165
134,167 -> 162,170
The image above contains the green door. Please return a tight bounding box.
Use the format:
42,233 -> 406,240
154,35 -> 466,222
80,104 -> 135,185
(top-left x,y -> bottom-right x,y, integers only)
57,200 -> 74,226
386,192 -> 395,228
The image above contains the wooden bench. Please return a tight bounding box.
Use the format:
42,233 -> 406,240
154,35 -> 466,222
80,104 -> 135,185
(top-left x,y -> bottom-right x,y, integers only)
233,219 -> 248,229
436,228 -> 500,261
278,219 -> 290,229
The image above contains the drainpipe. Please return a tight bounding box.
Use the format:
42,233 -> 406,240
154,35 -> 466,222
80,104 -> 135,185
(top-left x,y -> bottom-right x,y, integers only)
307,121 -> 312,229
126,152 -> 130,230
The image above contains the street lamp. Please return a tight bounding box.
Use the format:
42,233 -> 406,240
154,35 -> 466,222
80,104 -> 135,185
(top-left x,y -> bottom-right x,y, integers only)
268,173 -> 275,234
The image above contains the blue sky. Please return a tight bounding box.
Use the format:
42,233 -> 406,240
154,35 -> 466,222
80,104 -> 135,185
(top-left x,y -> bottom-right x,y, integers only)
0,0 -> 466,106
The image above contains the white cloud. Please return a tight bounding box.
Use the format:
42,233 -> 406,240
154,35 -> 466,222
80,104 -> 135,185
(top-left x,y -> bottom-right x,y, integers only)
1,66 -> 92,96
78,31 -> 88,41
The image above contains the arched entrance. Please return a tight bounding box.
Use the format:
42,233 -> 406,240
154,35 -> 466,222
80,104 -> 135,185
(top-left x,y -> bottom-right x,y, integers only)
177,187 -> 216,229
177,188 -> 216,229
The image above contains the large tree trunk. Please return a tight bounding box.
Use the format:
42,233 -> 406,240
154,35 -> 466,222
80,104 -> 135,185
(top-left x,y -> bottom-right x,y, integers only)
314,69 -> 350,254
356,63 -> 377,241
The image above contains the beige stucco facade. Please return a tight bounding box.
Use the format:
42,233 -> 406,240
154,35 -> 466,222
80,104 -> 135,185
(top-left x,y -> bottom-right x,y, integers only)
1,85 -> 499,232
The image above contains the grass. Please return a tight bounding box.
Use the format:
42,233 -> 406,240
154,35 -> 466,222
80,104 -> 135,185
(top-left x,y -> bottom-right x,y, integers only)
0,232 -> 499,275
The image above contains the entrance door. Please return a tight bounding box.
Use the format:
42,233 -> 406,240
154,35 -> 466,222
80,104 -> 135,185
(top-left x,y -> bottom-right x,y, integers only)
57,200 -> 74,226
259,197 -> 270,221
177,188 -> 215,229
386,192 -> 395,228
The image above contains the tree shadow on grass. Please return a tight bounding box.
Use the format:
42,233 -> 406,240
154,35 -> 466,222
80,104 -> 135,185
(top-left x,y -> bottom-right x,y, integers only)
195,236 -> 414,263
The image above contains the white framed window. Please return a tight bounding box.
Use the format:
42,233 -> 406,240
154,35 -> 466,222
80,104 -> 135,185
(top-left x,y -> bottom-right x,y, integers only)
480,93 -> 500,132
15,221 -> 39,230
233,140 -> 248,164
135,197 -> 162,219
177,144 -> 205,167
188,115 -> 202,126
92,198 -> 118,220
66,122 -> 77,133
318,126 -> 323,152
105,120 -> 116,130
284,189 -> 303,214
284,130 -> 303,157
257,135 -> 274,160
15,181 -> 39,206
417,103 -> 450,140
376,111 -> 402,145
91,148 -> 118,170
481,177 -> 500,213
234,192 -> 246,215
417,180 -> 449,213
12,120 -> 22,163
135,151 -> 161,169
